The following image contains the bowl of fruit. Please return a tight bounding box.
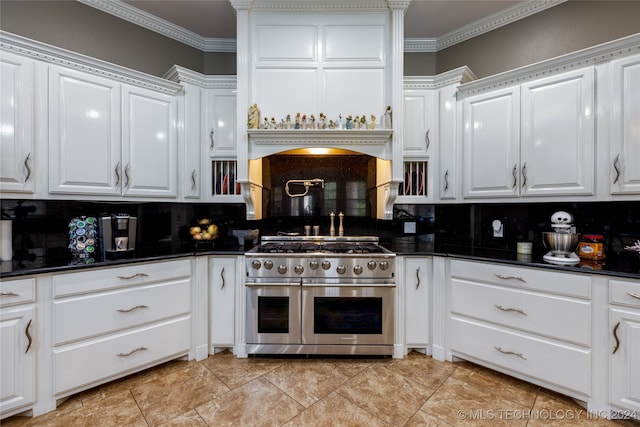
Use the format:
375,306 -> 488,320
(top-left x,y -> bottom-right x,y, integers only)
190,219 -> 219,242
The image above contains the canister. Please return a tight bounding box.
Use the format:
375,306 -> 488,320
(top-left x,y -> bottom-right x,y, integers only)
578,234 -> 605,260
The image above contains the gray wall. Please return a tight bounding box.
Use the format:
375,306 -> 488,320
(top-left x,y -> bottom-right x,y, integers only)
436,1 -> 640,78
1,1 -> 639,79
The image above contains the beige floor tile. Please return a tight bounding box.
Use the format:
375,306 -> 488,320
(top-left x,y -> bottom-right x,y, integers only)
405,409 -> 455,427
283,392 -> 391,427
264,360 -> 354,407
335,363 -> 433,426
156,409 -> 208,426
385,352 -> 457,393
450,363 -> 539,407
131,361 -> 230,426
196,377 -> 304,426
199,352 -> 285,389
420,376 -> 529,426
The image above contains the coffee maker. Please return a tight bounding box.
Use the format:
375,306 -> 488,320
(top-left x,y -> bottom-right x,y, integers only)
100,214 -> 137,260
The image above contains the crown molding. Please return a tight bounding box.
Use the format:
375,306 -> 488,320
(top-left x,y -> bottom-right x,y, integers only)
164,65 -> 237,90
81,0 -> 563,53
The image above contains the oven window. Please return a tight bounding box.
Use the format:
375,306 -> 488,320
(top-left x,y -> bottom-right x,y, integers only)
258,297 -> 289,333
314,297 -> 382,334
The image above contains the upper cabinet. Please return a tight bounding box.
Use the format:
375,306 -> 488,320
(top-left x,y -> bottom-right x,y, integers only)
48,66 -> 178,199
609,54 -> 640,196
206,87 -> 237,158
0,52 -> 35,194
403,86 -> 435,158
461,68 -> 595,199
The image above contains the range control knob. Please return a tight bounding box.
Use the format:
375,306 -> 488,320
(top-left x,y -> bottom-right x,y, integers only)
353,265 -> 363,275
379,261 -> 389,270
263,260 -> 274,270
321,261 -> 331,270
309,260 -> 319,270
251,260 -> 261,269
277,265 -> 287,274
367,261 -> 377,270
336,265 -> 346,274
294,265 -> 304,275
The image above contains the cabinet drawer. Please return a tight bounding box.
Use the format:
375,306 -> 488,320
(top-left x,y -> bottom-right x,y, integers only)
610,279 -> 640,308
451,279 -> 591,346
450,260 -> 591,298
52,259 -> 191,297
53,279 -> 191,345
451,316 -> 591,395
53,316 -> 190,395
0,278 -> 35,307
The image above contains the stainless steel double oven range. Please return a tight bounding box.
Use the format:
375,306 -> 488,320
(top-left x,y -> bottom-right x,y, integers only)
245,236 -> 396,356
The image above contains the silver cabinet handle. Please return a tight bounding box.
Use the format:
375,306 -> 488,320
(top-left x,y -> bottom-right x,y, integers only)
425,129 -> 430,151
1,291 -> 20,297
494,274 -> 526,283
116,346 -> 148,357
210,128 -> 215,150
495,346 -> 526,360
627,291 -> 640,300
117,273 -> 149,280
444,170 -> 449,192
25,319 -> 33,354
521,162 -> 527,188
124,163 -> 131,188
495,304 -> 527,316
24,152 -> 32,182
512,164 -> 518,189
116,304 -> 149,313
613,322 -> 621,355
415,267 -> 421,289
221,267 -> 226,289
115,161 -> 121,187
613,154 -> 621,184
191,169 -> 197,191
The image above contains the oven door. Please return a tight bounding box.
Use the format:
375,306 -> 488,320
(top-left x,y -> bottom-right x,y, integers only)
301,281 -> 395,346
245,280 -> 301,345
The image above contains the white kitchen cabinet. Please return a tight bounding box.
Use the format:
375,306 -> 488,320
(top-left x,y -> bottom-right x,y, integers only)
205,87 -> 237,158
609,54 -> 640,196
0,278 -> 36,419
50,259 -> 191,397
48,66 -> 178,198
0,52 -> 35,194
403,88 -> 435,157
180,81 -> 202,199
438,83 -> 459,200
209,256 -> 237,352
609,278 -> 640,417
403,256 -> 431,353
448,260 -> 592,396
461,68 -> 595,199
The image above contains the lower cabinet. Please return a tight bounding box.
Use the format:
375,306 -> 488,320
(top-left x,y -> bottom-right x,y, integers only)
50,259 -> 192,397
209,256 -> 238,353
449,260 -> 592,396
609,278 -> 640,417
402,256 -> 431,353
0,278 -> 36,419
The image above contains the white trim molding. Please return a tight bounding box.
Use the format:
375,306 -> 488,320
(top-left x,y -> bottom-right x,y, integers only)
80,0 -> 564,53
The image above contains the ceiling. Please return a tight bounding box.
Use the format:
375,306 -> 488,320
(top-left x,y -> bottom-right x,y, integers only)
89,0 -> 563,52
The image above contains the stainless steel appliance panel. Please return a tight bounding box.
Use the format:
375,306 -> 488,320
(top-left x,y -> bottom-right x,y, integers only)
245,281 -> 301,345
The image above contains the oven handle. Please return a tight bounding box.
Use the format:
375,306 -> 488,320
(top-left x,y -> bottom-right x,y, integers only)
301,282 -> 396,288
245,282 -> 301,287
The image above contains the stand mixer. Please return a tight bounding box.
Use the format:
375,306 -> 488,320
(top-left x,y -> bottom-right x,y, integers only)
542,211 -> 580,266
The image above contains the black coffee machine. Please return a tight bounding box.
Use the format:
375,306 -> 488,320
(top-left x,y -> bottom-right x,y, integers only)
100,214 -> 137,260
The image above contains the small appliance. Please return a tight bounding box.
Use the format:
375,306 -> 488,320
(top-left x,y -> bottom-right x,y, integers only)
542,210 -> 580,266
100,214 -> 137,260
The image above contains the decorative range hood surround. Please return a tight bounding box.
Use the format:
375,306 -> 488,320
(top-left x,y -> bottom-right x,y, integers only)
232,0 -> 410,220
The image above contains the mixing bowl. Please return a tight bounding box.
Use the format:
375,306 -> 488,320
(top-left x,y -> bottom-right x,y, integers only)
542,232 -> 580,257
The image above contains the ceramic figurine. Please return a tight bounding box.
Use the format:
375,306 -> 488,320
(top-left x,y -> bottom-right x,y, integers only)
329,119 -> 336,129
270,117 -> 277,129
248,103 -> 260,129
369,114 -> 376,129
301,114 -> 307,129
345,115 -> 353,129
360,115 -> 366,129
338,114 -> 343,129
310,114 -> 316,129
319,113 -> 326,129
286,114 -> 292,129
263,117 -> 269,129
295,113 -> 301,129
354,115 -> 360,129
384,105 -> 392,129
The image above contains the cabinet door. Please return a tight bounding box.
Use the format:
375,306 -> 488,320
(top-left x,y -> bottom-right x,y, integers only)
439,84 -> 458,200
209,256 -> 236,349
0,52 -> 35,194
462,86 -> 520,198
206,89 -> 237,157
404,257 -> 431,350
0,306 -> 35,415
49,66 -> 121,195
521,68 -> 595,196
181,82 -> 202,199
403,90 -> 435,156
610,307 -> 640,414
122,85 -> 178,198
610,54 -> 640,195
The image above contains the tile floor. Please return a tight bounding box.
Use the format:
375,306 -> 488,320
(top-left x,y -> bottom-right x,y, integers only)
3,351 -> 639,426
